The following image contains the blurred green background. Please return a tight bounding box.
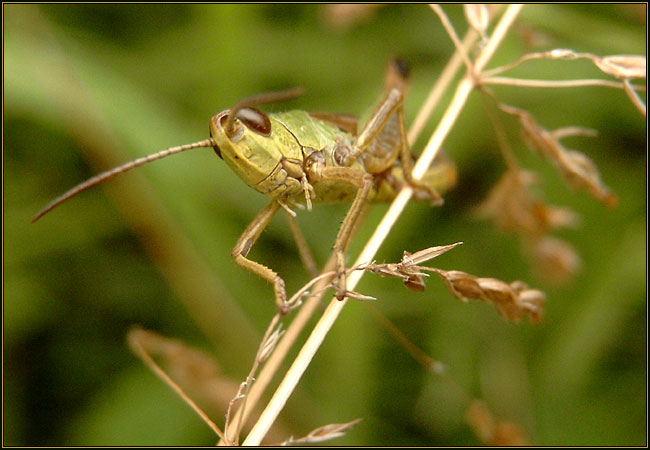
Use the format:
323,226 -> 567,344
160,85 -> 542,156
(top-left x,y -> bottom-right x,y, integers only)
3,4 -> 646,446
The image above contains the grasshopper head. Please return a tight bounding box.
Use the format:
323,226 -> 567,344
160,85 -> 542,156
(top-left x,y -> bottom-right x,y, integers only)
208,88 -> 306,198
209,105 -> 306,199
209,107 -> 271,158
31,88 -> 305,222
209,108 -> 289,195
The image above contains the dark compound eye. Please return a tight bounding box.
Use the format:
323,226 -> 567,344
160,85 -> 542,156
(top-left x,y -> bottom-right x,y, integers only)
209,122 -> 223,159
236,108 -> 271,136
213,143 -> 223,159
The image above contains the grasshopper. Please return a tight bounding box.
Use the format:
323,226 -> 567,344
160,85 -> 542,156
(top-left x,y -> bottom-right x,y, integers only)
33,60 -> 456,314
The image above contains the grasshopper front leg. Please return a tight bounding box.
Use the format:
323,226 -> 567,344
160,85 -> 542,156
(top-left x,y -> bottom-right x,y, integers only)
232,200 -> 291,314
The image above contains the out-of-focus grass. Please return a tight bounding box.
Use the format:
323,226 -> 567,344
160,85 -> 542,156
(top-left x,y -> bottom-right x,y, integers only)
3,4 -> 646,446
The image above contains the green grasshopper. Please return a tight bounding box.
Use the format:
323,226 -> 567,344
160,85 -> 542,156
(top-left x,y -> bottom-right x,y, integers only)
33,60 -> 456,314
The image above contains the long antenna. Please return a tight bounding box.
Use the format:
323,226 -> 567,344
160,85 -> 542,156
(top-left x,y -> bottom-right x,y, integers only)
32,138 -> 215,223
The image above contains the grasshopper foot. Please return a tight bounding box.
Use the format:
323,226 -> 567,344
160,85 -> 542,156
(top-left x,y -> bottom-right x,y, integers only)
332,250 -> 375,301
334,250 -> 348,301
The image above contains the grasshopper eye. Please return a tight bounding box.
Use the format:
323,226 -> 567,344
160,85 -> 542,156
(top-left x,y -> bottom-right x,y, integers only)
212,143 -> 223,159
208,121 -> 224,159
236,108 -> 271,136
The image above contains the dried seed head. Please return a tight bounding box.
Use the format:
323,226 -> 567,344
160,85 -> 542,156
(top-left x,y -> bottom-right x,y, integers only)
321,4 -> 383,28
480,278 -> 522,321
439,270 -> 485,302
476,168 -> 578,237
466,400 -> 528,446
365,243 -> 462,292
530,236 -> 582,286
402,243 -> 462,265
434,269 -> 546,323
404,274 -> 427,292
500,104 -> 618,208
516,287 -> 546,324
594,55 -> 646,80
280,418 -> 363,445
362,245 -> 544,322
475,165 -> 582,283
475,168 -> 538,235
532,202 -> 580,231
466,400 -> 496,444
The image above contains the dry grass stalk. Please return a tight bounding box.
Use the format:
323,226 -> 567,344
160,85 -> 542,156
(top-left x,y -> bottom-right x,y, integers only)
220,255 -> 340,442
223,315 -> 283,445
481,49 -> 646,116
431,4 -> 474,71
128,327 -> 293,445
483,48 -> 646,82
364,303 -> 447,377
223,262 -> 371,444
463,4 -> 490,41
622,77 -> 647,116
407,20 -> 482,144
126,327 -> 239,411
278,418 -> 363,446
126,327 -> 225,440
